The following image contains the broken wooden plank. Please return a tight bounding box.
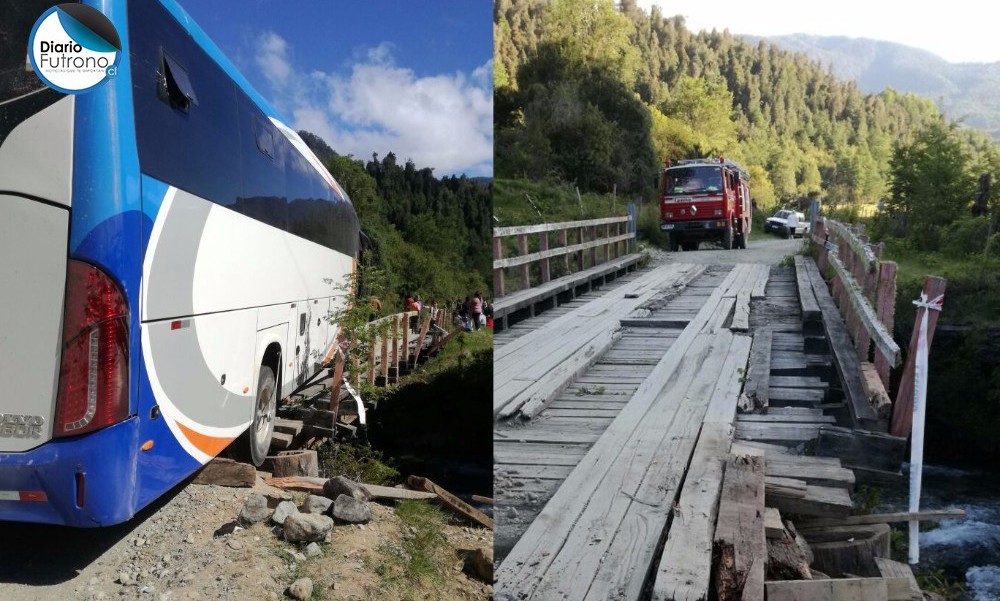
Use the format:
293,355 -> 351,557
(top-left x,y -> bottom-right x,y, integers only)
652,422 -> 732,601
738,328 -> 771,413
736,421 -> 822,445
766,484 -> 853,518
815,426 -> 907,473
766,578 -> 889,601
768,387 -> 826,404
766,460 -> 856,491
408,476 -> 493,529
713,454 -> 766,601
875,557 -> 923,601
766,476 -> 808,498
730,289 -> 751,332
192,458 -> 256,488
737,413 -> 835,423
751,264 -> 769,299
764,507 -> 786,539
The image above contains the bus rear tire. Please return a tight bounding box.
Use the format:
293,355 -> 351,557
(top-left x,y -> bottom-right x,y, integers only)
244,366 -> 276,467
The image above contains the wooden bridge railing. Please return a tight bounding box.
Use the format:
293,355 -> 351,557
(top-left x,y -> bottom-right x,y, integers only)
812,217 -> 901,388
492,213 -> 636,297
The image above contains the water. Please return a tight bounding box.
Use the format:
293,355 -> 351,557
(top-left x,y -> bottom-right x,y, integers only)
878,463 -> 1000,600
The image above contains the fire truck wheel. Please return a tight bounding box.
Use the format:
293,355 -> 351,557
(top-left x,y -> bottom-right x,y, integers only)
722,223 -> 734,250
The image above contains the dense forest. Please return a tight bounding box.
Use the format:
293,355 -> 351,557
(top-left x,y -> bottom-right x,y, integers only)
494,0 -> 997,213
300,131 -> 492,307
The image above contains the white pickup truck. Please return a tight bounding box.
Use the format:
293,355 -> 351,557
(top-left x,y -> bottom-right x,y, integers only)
764,209 -> 809,239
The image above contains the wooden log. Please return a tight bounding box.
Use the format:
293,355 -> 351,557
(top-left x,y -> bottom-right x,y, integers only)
407,476 -> 493,529
271,450 -> 319,478
712,454 -> 766,601
860,361 -> 892,420
471,495 -> 494,506
798,524 -> 891,578
766,578 -> 890,601
797,508 -> 966,528
891,275 -> 947,437
766,531 -> 812,580
191,458 -> 256,487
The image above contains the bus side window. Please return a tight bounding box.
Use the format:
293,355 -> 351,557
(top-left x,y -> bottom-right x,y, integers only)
158,51 -> 198,112
253,117 -> 274,159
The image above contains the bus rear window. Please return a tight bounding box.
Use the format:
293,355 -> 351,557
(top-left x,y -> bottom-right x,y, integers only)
0,1 -> 67,146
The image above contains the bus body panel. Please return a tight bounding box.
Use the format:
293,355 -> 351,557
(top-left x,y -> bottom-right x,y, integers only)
0,195 -> 69,452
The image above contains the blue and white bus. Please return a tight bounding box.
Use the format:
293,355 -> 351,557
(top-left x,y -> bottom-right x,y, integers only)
0,0 -> 359,526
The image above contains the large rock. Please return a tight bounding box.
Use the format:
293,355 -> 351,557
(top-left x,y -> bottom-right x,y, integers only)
331,494 -> 371,524
271,500 -> 298,525
283,512 -> 334,542
238,493 -> 272,525
466,547 -> 493,582
323,476 -> 370,502
301,495 -> 333,515
287,577 -> 313,600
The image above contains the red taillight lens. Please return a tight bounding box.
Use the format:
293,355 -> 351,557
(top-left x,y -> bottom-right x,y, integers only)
54,260 -> 129,437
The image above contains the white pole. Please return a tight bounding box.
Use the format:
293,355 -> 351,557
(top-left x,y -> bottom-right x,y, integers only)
907,292 -> 944,564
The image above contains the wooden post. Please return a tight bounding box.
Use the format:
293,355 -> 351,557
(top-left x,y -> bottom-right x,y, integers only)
589,225 -> 597,267
561,228 -> 569,273
350,338 -> 360,387
605,222 -> 611,263
518,233 -> 530,290
390,316 -> 400,378
874,262 -> 897,388
493,235 -> 505,297
367,330 -> 377,385
401,315 -> 410,368
412,310 -> 433,365
577,226 -> 585,269
890,276 -> 947,437
539,231 -> 550,283
380,328 -> 389,383
329,351 -> 345,428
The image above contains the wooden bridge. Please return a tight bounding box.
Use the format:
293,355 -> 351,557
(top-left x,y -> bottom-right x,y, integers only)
493,218 -> 952,601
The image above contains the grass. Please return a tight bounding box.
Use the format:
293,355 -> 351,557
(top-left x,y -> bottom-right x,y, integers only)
493,177 -> 628,226
316,439 -> 400,486
369,500 -> 449,599
407,327 -> 493,382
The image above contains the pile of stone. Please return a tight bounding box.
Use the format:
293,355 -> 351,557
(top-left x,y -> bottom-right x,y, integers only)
237,476 -> 374,600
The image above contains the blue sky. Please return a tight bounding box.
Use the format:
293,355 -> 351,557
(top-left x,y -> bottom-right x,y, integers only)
180,1 -> 494,176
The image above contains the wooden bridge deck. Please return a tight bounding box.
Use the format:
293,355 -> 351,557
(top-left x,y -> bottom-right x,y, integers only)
494,256 -> 908,601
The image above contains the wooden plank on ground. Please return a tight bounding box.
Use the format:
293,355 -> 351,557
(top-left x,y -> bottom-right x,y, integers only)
730,289 -> 751,332
408,476 -> 493,529
765,476 -> 807,498
751,264 -> 769,299
737,413 -> 835,423
652,422 -> 732,601
766,461 -> 855,491
736,422 -> 822,445
712,454 -> 766,601
766,578 -> 888,601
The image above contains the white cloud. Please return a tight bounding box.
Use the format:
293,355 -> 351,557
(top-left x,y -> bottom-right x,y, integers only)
254,32 -> 493,176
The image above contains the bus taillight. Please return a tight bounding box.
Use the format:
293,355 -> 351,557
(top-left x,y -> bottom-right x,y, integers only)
54,261 -> 129,437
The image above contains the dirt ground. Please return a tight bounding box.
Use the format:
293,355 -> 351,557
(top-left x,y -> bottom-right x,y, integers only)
0,478 -> 492,601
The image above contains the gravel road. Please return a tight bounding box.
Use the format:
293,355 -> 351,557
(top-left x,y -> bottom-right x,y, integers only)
661,234 -> 806,265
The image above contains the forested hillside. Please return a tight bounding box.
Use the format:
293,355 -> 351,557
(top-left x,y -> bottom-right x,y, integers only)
494,0 -> 994,211
746,34 -> 1000,140
301,131 -> 492,305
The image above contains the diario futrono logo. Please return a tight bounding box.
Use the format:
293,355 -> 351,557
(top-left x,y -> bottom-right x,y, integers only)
29,4 -> 122,94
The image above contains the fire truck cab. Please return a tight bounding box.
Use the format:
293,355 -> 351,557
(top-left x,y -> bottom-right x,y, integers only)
659,157 -> 751,251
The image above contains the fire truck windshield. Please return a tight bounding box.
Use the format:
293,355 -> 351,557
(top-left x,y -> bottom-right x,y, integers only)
664,166 -> 724,195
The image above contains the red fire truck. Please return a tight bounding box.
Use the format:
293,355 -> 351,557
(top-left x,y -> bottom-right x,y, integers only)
659,157 -> 752,251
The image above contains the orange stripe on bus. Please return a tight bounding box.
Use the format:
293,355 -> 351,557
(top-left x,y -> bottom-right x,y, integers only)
176,422 -> 235,457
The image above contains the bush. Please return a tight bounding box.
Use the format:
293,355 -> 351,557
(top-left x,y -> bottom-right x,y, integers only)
941,216 -> 989,258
